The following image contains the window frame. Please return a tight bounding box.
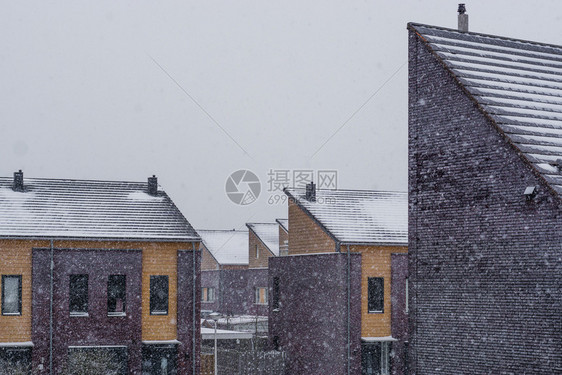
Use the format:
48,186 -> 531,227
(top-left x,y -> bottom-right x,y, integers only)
107,275 -> 127,317
201,287 -> 216,303
1,275 -> 22,316
367,277 -> 384,314
69,274 -> 89,316
255,287 -> 268,305
150,275 -> 169,315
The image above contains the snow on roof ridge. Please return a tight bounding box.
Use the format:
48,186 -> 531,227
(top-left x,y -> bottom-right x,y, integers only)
409,23 -> 562,51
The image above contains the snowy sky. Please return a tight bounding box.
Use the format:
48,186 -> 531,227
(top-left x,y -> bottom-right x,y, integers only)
2,1 -> 561,230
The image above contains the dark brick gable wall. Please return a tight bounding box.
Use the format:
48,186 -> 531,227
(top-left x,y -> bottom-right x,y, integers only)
269,253 -> 362,375
408,28 -> 561,374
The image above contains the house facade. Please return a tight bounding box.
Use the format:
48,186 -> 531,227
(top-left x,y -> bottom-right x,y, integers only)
269,185 -> 408,375
199,230 -> 250,316
408,23 -> 562,373
0,172 -> 201,374
246,223 -> 280,318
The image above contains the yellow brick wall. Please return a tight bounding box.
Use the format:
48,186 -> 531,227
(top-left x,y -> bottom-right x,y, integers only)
0,239 -> 199,343
288,200 -> 336,254
201,244 -> 219,271
0,239 -> 48,343
248,230 -> 274,269
278,225 -> 288,251
350,245 -> 408,338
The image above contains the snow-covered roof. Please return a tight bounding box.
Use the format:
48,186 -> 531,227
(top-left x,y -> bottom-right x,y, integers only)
0,176 -> 199,241
285,188 -> 407,245
276,218 -> 289,233
410,23 -> 562,197
197,230 -> 249,265
246,223 -> 280,256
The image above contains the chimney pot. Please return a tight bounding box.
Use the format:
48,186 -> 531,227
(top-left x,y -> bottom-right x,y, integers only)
458,4 -> 468,32
148,175 -> 158,196
13,170 -> 24,192
305,181 -> 316,202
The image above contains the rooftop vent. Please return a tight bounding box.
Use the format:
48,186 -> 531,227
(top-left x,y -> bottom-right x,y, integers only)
148,175 -> 158,196
305,181 -> 316,202
13,170 -> 24,192
549,159 -> 562,173
524,186 -> 537,201
458,4 -> 468,32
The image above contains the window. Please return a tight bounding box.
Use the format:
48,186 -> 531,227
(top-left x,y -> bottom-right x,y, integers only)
108,275 -> 126,316
201,287 -> 216,303
150,276 -> 168,315
69,274 -> 89,315
368,277 -> 384,313
2,275 -> 22,315
256,245 -> 259,259
255,287 -> 268,305
361,342 -> 390,375
272,277 -> 280,310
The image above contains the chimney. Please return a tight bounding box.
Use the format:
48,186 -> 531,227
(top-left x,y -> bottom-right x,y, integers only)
458,4 -> 468,32
305,181 -> 316,202
148,175 -> 158,196
13,170 -> 24,192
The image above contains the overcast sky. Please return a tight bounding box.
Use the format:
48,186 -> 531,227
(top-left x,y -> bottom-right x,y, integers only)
2,1 -> 561,230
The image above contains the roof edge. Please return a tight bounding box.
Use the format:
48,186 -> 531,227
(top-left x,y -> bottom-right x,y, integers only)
407,22 -> 562,50
409,24 -> 562,203
283,188 -> 341,246
0,235 -> 201,243
245,224 -> 278,256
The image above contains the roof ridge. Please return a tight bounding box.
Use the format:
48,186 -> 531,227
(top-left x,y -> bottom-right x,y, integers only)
408,23 -> 562,51
0,176 -> 153,185
285,187 -> 407,194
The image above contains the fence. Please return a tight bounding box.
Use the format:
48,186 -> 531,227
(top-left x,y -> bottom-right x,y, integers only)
201,348 -> 285,375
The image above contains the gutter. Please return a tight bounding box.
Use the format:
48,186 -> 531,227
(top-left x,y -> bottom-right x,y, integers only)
192,242 -> 197,375
0,235 -> 201,243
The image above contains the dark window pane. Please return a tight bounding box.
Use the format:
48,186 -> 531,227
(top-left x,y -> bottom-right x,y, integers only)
272,277 -> 280,309
150,276 -> 168,315
368,277 -> 384,313
2,275 -> 22,315
70,275 -> 88,314
108,275 -> 126,314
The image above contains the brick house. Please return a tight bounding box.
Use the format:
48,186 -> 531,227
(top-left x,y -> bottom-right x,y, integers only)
246,222 -> 280,317
408,22 -> 562,373
269,185 -> 408,375
0,172 -> 201,374
198,230 -> 249,315
276,219 -> 289,256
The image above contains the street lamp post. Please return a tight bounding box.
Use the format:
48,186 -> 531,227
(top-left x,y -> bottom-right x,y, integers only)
209,312 -> 221,375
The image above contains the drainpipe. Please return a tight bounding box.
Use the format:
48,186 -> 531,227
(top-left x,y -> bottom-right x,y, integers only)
192,242 -> 197,375
49,239 -> 54,375
346,244 -> 351,375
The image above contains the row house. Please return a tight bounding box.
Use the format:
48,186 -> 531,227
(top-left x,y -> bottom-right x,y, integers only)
408,20 -> 561,373
199,221 -> 284,322
0,172 -> 201,375
246,222 -> 281,317
199,230 -> 249,315
269,184 -> 408,375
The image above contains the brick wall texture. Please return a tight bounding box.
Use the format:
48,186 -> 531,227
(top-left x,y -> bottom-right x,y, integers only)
408,28 -> 562,374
